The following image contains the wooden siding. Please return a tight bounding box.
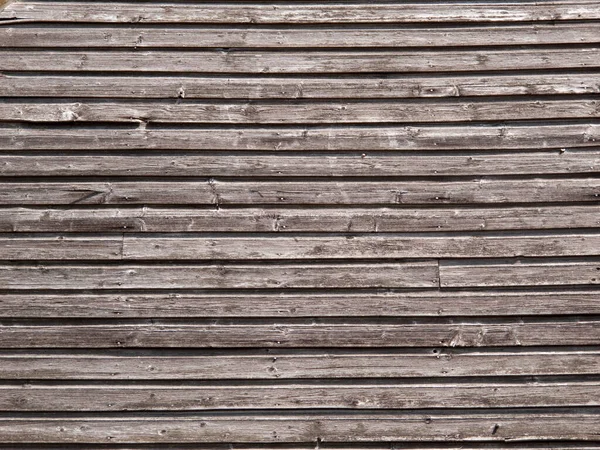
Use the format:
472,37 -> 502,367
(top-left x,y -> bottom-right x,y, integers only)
0,0 -> 599,447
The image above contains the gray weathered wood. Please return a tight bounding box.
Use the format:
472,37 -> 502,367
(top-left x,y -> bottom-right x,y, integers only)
2,124 -> 598,150
0,290 -> 598,318
0,262 -> 439,289
2,1 -> 599,24
0,179 -> 597,206
3,381 -> 599,411
0,412 -> 598,442
0,235 -> 122,260
2,349 -> 598,379
2,74 -> 598,99
440,259 -> 600,287
2,48 -> 600,73
3,99 -> 600,124
4,23 -> 600,48
0,320 -> 598,347
1,206 -> 598,233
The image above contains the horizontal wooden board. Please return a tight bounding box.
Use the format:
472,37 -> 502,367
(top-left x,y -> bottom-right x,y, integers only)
2,74 -> 599,99
1,411 -> 599,442
440,259 -> 600,287
0,236 -> 122,260
2,151 -> 599,177
1,206 -> 598,233
1,290 -> 599,318
0,262 -> 439,290
3,124 -> 599,151
3,99 -> 600,124
2,1 -> 599,24
2,48 -> 600,73
2,349 -> 599,379
3,381 -> 600,411
5,23 -> 600,48
0,319 -> 598,347
1,179 -> 597,206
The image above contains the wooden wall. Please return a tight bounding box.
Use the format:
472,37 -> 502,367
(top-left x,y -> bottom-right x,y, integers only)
0,0 -> 599,446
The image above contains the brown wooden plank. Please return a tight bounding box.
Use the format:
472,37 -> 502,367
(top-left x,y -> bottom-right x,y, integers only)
440,259 -> 600,287
1,206 -> 598,233
0,179 -> 597,206
0,319 -> 598,347
4,23 -> 600,48
2,381 -> 599,411
0,290 -> 599,318
2,348 -> 599,379
0,262 -> 439,290
0,412 -> 598,443
1,151 -> 598,178
2,1 -> 599,24
3,99 -> 600,124
2,48 -> 600,73
2,124 -> 598,151
2,74 -> 598,99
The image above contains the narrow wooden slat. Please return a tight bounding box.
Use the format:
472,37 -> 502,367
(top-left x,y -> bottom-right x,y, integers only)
4,23 -> 600,48
440,259 -> 600,287
2,74 -> 598,99
3,124 -> 599,151
2,48 -> 600,73
0,320 -> 598,347
3,99 -> 600,124
1,179 -> 597,206
0,262 -> 439,289
2,1 -> 599,24
1,412 -> 598,443
0,236 -> 122,260
2,349 -> 599,379
2,152 -> 599,177
1,206 -> 598,233
2,381 -> 599,411
1,290 -> 599,318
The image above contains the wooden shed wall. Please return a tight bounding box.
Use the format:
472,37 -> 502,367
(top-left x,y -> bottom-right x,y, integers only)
0,0 -> 599,447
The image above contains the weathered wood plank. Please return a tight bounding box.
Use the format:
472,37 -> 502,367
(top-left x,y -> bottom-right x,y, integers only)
1,412 -> 598,443
2,1 -> 599,24
0,262 -> 439,290
3,99 -> 600,124
0,236 -> 122,260
2,233 -> 598,260
2,74 -> 598,99
1,206 -> 598,233
5,23 -> 600,48
440,259 -> 600,287
2,349 -> 599,379
1,290 -> 599,318
2,151 -> 599,177
3,124 -> 598,151
1,179 -> 597,206
2,381 -> 599,411
2,48 -> 600,73
0,320 -> 598,347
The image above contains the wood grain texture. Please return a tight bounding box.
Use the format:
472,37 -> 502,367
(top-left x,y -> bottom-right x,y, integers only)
0,320 -> 598,348
1,206 -> 599,233
3,124 -> 598,150
1,412 -> 598,443
2,1 -> 599,24
2,48 -> 600,73
3,99 -> 600,124
5,23 -> 600,48
2,381 -> 599,411
2,74 -> 598,99
1,290 -> 599,318
2,151 -> 599,177
440,259 -> 600,287
2,349 -> 599,379
0,262 -> 440,290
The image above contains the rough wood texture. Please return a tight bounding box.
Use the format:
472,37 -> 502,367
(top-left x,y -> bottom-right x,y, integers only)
1,0 -> 599,446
